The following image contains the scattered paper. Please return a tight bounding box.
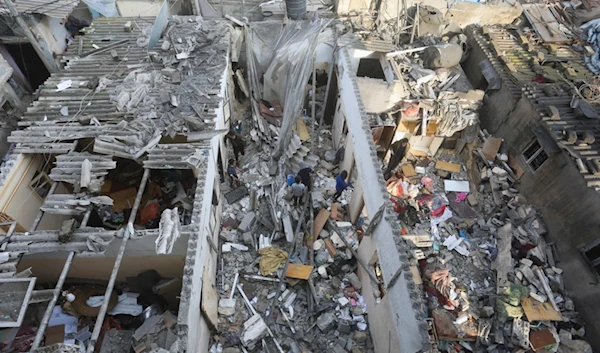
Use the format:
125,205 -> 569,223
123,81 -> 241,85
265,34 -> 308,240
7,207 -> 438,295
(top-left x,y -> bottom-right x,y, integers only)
56,80 -> 72,92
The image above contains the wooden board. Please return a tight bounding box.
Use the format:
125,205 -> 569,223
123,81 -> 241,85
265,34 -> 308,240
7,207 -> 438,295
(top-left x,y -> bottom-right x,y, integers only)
296,119 -> 310,141
482,137 -> 503,161
201,265 -> 218,330
285,264 -> 314,280
324,238 -> 337,256
435,161 -> 462,173
330,203 -> 343,221
522,4 -> 569,43
521,297 -> 562,322
530,328 -> 558,351
314,209 -> 330,237
401,164 -> 417,177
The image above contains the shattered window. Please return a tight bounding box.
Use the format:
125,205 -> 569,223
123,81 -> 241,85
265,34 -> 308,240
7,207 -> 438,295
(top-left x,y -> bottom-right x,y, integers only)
522,139 -> 548,171
29,169 -> 52,199
582,241 -> 600,277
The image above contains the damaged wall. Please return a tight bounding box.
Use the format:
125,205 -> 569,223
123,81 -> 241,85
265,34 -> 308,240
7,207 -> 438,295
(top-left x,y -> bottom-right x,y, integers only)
337,48 -> 427,353
0,155 -> 68,231
465,45 -> 600,348
337,0 -> 521,29
356,77 -> 405,114
18,253 -> 186,283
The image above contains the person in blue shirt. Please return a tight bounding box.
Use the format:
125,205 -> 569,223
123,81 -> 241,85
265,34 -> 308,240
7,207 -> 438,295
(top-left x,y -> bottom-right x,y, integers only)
227,158 -> 241,188
334,170 -> 351,200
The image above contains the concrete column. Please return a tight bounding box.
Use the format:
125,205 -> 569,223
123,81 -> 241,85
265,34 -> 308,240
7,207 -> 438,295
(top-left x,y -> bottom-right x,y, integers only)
3,0 -> 59,73
2,83 -> 25,112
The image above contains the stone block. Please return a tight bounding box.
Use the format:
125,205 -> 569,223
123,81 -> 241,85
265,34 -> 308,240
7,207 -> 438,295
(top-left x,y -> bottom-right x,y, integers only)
238,211 -> 256,232
317,312 -> 336,332
241,314 -> 267,347
218,298 -> 236,316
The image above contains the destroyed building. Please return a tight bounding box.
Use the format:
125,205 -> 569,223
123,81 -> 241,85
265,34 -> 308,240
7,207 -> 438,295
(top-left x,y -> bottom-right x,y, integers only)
462,23 -> 600,348
0,15 -> 234,353
0,0 -> 599,351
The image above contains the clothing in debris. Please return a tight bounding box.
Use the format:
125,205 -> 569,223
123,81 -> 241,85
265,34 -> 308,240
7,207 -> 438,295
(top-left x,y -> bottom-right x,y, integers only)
384,138 -> 409,180
226,131 -> 245,162
334,171 -> 351,200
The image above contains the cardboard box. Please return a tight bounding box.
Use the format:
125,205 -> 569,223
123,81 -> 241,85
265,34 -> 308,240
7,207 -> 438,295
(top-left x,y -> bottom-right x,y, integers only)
109,187 -> 137,212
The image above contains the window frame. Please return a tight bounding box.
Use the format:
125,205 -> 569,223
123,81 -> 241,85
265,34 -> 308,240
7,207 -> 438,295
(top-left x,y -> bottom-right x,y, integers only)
581,239 -> 600,281
522,138 -> 549,172
29,166 -> 52,200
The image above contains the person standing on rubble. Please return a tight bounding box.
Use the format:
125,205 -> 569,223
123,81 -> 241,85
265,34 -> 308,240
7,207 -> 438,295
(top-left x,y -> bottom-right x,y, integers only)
383,138 -> 409,180
291,176 -> 306,206
226,131 -> 245,163
297,163 -> 313,191
333,170 -> 352,200
227,159 -> 241,188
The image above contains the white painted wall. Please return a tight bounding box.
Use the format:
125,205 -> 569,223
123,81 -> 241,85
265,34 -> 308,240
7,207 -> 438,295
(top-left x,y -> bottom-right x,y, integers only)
34,16 -> 70,56
0,155 -> 68,231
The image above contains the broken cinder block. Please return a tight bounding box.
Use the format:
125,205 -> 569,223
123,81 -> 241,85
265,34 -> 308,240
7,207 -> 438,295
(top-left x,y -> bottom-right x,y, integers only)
238,211 -> 256,232
241,314 -> 267,347
218,298 -> 236,316
124,21 -> 132,32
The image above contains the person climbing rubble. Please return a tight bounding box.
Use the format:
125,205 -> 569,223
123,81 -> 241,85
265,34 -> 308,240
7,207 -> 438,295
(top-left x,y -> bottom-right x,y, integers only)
383,138 -> 409,180
227,158 -> 241,188
297,163 -> 313,191
225,130 -> 245,162
334,170 -> 352,200
290,176 -> 306,206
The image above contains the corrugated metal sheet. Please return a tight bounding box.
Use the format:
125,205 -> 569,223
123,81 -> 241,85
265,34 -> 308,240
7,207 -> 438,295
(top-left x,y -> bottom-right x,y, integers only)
0,0 -> 80,19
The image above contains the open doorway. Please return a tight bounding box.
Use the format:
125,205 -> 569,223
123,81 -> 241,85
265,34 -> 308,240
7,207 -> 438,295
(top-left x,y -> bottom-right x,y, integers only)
3,43 -> 50,90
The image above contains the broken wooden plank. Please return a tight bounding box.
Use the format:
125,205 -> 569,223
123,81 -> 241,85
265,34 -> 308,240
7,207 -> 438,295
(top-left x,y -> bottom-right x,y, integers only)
401,164 -> 417,177
324,238 -> 337,256
296,119 -> 310,142
521,297 -> 562,322
482,137 -> 503,161
314,209 -> 330,237
435,161 -> 462,173
285,264 -> 314,280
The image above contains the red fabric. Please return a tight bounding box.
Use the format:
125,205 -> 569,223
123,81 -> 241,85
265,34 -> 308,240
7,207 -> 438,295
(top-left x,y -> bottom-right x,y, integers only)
430,205 -> 447,217
139,202 -> 159,224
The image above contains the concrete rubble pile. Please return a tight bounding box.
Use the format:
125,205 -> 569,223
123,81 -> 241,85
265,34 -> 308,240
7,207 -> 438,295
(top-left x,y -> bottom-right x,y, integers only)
381,128 -> 594,352
213,124 -> 375,352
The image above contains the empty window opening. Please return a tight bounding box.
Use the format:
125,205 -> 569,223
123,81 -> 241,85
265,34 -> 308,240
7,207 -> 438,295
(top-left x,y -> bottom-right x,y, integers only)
30,160 -> 53,199
3,43 -> 50,91
357,58 -> 385,79
522,139 -> 548,171
581,240 -> 600,279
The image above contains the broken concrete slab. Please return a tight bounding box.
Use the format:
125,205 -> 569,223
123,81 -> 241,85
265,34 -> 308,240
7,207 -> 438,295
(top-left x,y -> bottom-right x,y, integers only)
241,314 -> 268,347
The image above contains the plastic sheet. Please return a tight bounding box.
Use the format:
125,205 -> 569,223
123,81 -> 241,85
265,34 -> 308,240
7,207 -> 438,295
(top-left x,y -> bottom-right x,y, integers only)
82,0 -> 119,17
245,20 -> 331,157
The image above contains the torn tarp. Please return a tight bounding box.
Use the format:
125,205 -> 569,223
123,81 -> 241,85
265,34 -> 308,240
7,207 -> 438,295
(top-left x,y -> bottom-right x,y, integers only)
156,208 -> 181,254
